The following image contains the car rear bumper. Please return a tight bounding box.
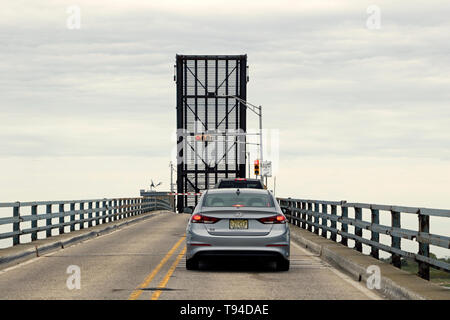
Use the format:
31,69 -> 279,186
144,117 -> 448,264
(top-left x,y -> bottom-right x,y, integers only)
186,227 -> 290,260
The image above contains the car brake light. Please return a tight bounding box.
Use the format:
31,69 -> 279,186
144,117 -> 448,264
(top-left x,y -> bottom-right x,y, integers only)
258,214 -> 286,224
235,178 -> 247,181
232,204 -> 245,207
191,214 -> 220,224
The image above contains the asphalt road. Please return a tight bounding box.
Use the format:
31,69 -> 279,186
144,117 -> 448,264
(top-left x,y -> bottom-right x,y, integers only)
0,211 -> 381,300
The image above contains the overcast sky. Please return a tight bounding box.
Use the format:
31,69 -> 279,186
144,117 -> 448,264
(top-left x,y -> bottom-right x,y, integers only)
1,0 -> 449,221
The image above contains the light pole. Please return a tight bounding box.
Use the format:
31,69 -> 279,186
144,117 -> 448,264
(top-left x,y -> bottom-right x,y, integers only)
246,152 -> 251,178
217,94 -> 264,182
169,161 -> 174,193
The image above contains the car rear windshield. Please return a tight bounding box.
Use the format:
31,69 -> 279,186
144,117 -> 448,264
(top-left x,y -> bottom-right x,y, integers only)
218,181 -> 263,189
203,192 -> 274,207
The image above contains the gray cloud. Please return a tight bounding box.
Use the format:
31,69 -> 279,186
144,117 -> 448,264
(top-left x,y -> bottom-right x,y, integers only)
1,0 -> 449,161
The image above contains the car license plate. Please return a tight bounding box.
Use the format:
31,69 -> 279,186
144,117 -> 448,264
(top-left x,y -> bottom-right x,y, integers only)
229,219 -> 248,229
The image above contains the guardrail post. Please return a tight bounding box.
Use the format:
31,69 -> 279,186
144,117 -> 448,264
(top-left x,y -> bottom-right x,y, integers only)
313,203 -> 320,235
79,202 -> 85,230
95,201 -> 100,225
131,199 -> 134,216
70,202 -> 76,232
59,203 -> 65,235
46,204 -> 52,238
341,206 -> 348,246
88,202 -> 93,227
330,205 -> 337,241
296,201 -> 301,227
130,199 -> 133,217
355,207 -> 363,252
113,199 -> 117,221
287,199 -> 293,224
300,202 -> 305,229
13,202 -> 20,245
370,208 -> 380,259
307,202 -> 313,232
321,204 -> 328,238
391,210 -> 401,268
418,210 -> 430,280
102,199 -> 107,224
108,200 -> 112,221
290,201 -> 295,226
31,204 -> 38,241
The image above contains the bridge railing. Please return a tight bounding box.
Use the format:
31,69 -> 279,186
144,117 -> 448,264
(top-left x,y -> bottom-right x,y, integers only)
277,197 -> 450,281
0,196 -> 173,248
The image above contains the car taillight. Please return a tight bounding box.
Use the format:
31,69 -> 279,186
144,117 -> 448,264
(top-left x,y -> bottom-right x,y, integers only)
191,214 -> 220,224
235,178 -> 247,181
258,214 -> 286,224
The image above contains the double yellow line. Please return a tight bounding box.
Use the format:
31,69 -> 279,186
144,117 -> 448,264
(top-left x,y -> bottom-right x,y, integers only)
128,235 -> 186,300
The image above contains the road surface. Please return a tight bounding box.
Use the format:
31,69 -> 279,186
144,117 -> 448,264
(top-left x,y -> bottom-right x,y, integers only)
0,211 -> 380,300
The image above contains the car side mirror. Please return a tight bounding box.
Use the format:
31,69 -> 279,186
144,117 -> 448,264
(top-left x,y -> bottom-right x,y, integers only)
183,207 -> 193,214
281,208 -> 287,214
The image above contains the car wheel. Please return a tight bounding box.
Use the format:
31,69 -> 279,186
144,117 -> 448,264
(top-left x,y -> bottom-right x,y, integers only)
186,258 -> 198,270
276,259 -> 290,271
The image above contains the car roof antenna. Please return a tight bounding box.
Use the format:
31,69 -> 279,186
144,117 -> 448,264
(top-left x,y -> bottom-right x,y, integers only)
236,188 -> 240,196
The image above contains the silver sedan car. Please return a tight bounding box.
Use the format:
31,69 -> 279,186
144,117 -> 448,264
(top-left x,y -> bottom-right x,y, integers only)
185,188 -> 290,271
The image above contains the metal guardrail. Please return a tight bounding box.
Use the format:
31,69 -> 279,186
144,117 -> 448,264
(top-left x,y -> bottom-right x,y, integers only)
0,196 -> 173,248
277,197 -> 450,280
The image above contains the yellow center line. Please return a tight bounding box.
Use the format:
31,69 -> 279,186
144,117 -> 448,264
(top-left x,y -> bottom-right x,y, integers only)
151,245 -> 187,300
128,235 -> 186,300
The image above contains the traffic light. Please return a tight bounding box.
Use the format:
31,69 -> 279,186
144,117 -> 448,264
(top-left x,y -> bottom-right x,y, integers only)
254,160 -> 260,176
195,134 -> 213,142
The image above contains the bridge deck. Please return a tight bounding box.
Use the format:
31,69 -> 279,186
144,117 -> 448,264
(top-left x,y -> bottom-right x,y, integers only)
0,212 -> 380,300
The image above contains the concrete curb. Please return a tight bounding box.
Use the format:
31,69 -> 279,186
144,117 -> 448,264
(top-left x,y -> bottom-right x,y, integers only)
289,226 -> 450,300
0,210 -> 168,270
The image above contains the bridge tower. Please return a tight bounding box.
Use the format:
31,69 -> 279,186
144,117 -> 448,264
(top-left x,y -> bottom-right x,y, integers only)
175,54 -> 248,212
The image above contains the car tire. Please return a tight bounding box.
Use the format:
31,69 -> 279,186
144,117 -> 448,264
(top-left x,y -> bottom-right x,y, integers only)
186,258 -> 198,270
276,259 -> 290,271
